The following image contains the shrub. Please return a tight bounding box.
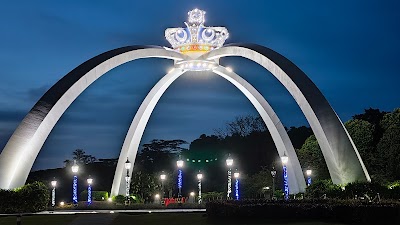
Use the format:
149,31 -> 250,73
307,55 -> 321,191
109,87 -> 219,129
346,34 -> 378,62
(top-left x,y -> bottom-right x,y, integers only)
0,182 -> 50,213
113,195 -> 126,204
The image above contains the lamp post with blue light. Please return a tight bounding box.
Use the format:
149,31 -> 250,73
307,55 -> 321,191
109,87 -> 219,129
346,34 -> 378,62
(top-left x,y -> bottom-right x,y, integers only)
234,170 -> 240,200
306,169 -> 312,186
177,158 -> 184,198
281,153 -> 289,200
71,160 -> 79,206
87,177 -> 93,206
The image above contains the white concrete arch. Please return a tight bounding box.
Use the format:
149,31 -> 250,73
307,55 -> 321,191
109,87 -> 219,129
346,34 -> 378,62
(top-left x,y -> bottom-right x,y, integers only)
0,46 -> 187,190
201,43 -> 371,185
111,66 -> 307,196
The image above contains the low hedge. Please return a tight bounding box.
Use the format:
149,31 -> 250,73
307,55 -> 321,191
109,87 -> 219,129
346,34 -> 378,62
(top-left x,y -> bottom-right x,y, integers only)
79,190 -> 109,201
0,182 -> 50,213
55,201 -> 205,210
206,199 -> 400,224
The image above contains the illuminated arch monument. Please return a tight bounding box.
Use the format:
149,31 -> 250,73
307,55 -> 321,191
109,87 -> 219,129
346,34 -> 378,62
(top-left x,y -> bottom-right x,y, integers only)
0,9 -> 370,196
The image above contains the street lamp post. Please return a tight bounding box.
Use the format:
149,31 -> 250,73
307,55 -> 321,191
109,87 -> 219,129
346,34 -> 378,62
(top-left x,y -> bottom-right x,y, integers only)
270,166 -> 277,200
306,169 -> 312,186
281,153 -> 289,201
87,177 -> 93,206
177,158 -> 184,198
125,158 -> 132,205
226,154 -> 233,199
71,160 -> 79,206
190,191 -> 195,203
51,179 -> 57,208
197,171 -> 203,204
234,170 -> 240,200
160,172 -> 166,198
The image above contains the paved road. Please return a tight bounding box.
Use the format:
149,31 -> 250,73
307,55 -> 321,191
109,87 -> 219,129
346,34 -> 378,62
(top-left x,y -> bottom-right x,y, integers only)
36,208 -> 206,215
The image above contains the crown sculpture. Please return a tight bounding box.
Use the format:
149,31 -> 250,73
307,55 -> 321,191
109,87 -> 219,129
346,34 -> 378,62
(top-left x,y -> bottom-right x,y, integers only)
165,8 -> 229,61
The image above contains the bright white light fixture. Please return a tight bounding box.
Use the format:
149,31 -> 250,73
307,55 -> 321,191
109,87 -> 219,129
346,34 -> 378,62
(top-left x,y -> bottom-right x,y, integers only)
306,169 -> 312,176
226,156 -> 233,167
71,160 -> 79,173
125,158 -> 131,170
60,201 -> 65,206
234,172 -> 240,178
190,191 -> 195,196
160,173 -> 166,180
177,159 -> 184,168
155,194 -> 160,199
87,178 -> 93,185
197,173 -> 203,180
51,180 -> 57,188
226,67 -> 233,72
281,152 -> 289,165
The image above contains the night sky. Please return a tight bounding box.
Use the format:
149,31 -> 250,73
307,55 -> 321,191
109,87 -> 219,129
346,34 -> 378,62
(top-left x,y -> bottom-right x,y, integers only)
0,0 -> 399,170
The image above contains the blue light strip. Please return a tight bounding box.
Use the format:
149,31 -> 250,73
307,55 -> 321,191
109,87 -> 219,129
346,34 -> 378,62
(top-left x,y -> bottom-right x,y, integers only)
87,185 -> 92,205
235,179 -> 239,200
72,175 -> 78,205
307,176 -> 312,186
283,165 -> 289,200
178,169 -> 183,189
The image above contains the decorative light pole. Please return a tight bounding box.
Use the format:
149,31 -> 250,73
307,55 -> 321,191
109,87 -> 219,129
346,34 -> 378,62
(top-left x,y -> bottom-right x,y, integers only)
197,171 -> 203,204
190,191 -> 195,203
226,154 -> 233,199
87,177 -> 93,206
71,160 -> 79,206
281,152 -> 289,200
160,172 -> 166,198
270,166 -> 277,200
125,158 -> 132,205
306,169 -> 312,186
234,170 -> 240,200
177,158 -> 184,198
51,178 -> 57,208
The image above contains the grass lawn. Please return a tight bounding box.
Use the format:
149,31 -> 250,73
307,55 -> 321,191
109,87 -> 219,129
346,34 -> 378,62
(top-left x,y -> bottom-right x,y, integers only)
0,213 -> 346,225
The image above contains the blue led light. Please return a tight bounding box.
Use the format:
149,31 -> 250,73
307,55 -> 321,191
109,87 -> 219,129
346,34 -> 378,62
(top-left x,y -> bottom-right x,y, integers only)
235,179 -> 239,200
87,185 -> 92,205
178,169 -> 183,189
283,165 -> 289,200
72,175 -> 78,205
307,176 -> 312,186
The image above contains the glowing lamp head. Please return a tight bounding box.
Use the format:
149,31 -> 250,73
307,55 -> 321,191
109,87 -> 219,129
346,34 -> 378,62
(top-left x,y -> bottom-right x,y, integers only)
107,198 -> 112,202
87,178 -> 93,185
125,158 -> 131,170
71,160 -> 79,173
177,159 -> 184,168
197,173 -> 203,180
306,169 -> 312,176
155,194 -> 160,199
270,167 -> 277,178
60,201 -> 65,206
51,180 -> 57,188
281,153 -> 289,165
160,173 -> 166,180
226,156 -> 233,167
190,192 -> 195,196
234,172 -> 240,178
